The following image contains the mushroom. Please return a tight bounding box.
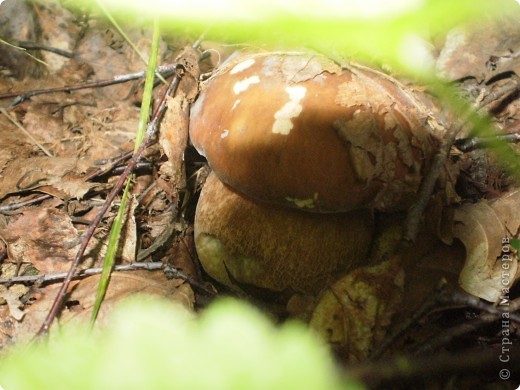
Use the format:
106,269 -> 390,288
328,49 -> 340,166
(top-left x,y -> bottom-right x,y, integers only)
194,172 -> 373,297
190,51 -> 445,213
189,51 -> 445,300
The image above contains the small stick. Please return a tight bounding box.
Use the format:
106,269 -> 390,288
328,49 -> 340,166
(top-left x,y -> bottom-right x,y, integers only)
85,151 -> 134,181
454,132 -> 520,152
413,297 -> 520,355
15,40 -> 74,58
0,261 -> 215,296
0,194 -> 51,213
371,280 -> 447,359
0,262 -> 166,284
372,282 -> 520,359
478,75 -> 520,108
350,345 -> 520,388
405,75 -> 520,241
0,63 -> 179,107
405,121 -> 463,241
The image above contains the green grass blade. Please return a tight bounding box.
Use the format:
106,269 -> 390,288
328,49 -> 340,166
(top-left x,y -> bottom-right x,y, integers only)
89,20 -> 160,326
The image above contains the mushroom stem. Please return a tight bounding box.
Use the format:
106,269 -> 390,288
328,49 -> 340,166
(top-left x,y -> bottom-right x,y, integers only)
194,172 -> 374,298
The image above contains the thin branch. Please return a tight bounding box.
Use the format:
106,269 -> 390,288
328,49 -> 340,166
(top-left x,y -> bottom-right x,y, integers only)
404,121 -> 463,241
405,72 -> 520,241
0,262 -> 166,284
371,282 -> 520,359
441,290 -> 520,323
370,280 -> 447,359
413,297 -> 520,355
15,40 -> 74,58
85,151 -> 134,181
0,37 -> 49,67
0,261 -> 215,296
0,151 -> 138,214
0,63 -> 179,107
349,345 -> 520,388
454,132 -> 520,152
478,75 -> 520,108
0,194 -> 51,213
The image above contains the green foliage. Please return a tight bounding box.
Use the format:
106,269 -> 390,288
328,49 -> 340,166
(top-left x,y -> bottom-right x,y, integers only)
0,297 -> 361,390
85,0 -> 516,72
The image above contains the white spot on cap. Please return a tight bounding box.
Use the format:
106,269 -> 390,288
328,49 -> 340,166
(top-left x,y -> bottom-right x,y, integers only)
221,129 -> 229,139
231,99 -> 241,111
230,59 -> 256,74
272,86 -> 307,135
233,76 -> 260,94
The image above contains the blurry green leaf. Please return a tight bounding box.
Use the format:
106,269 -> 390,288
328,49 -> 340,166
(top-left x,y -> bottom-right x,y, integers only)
0,297 -> 362,390
72,0 -> 518,74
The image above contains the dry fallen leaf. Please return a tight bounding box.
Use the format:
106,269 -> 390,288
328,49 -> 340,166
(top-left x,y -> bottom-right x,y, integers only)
0,155 -> 94,201
159,46 -> 200,191
35,1 -> 81,73
1,270 -> 193,346
453,189 -> 520,302
159,94 -> 190,190
309,259 -> 404,362
0,207 -> 110,274
61,272 -> 191,327
1,208 -> 81,274
0,263 -> 31,322
0,291 -> 25,321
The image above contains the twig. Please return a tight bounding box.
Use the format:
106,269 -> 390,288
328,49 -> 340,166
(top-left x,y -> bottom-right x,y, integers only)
136,216 -> 178,261
35,65 -> 186,337
371,282 -> 520,359
404,121 -> 463,241
440,290 -> 520,323
85,151 -> 134,181
0,261 -> 215,296
0,194 -> 51,213
0,63 -> 179,107
349,345 -> 520,388
370,280 -> 448,359
0,37 -> 49,67
454,132 -> 520,152
15,40 -> 74,58
0,262 -> 166,284
413,297 -> 520,355
163,264 -> 216,296
478,75 -> 520,108
405,75 -> 520,241
0,151 -> 138,214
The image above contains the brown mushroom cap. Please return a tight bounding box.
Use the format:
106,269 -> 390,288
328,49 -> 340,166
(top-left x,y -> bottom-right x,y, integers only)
190,52 -> 444,212
194,172 -> 374,296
